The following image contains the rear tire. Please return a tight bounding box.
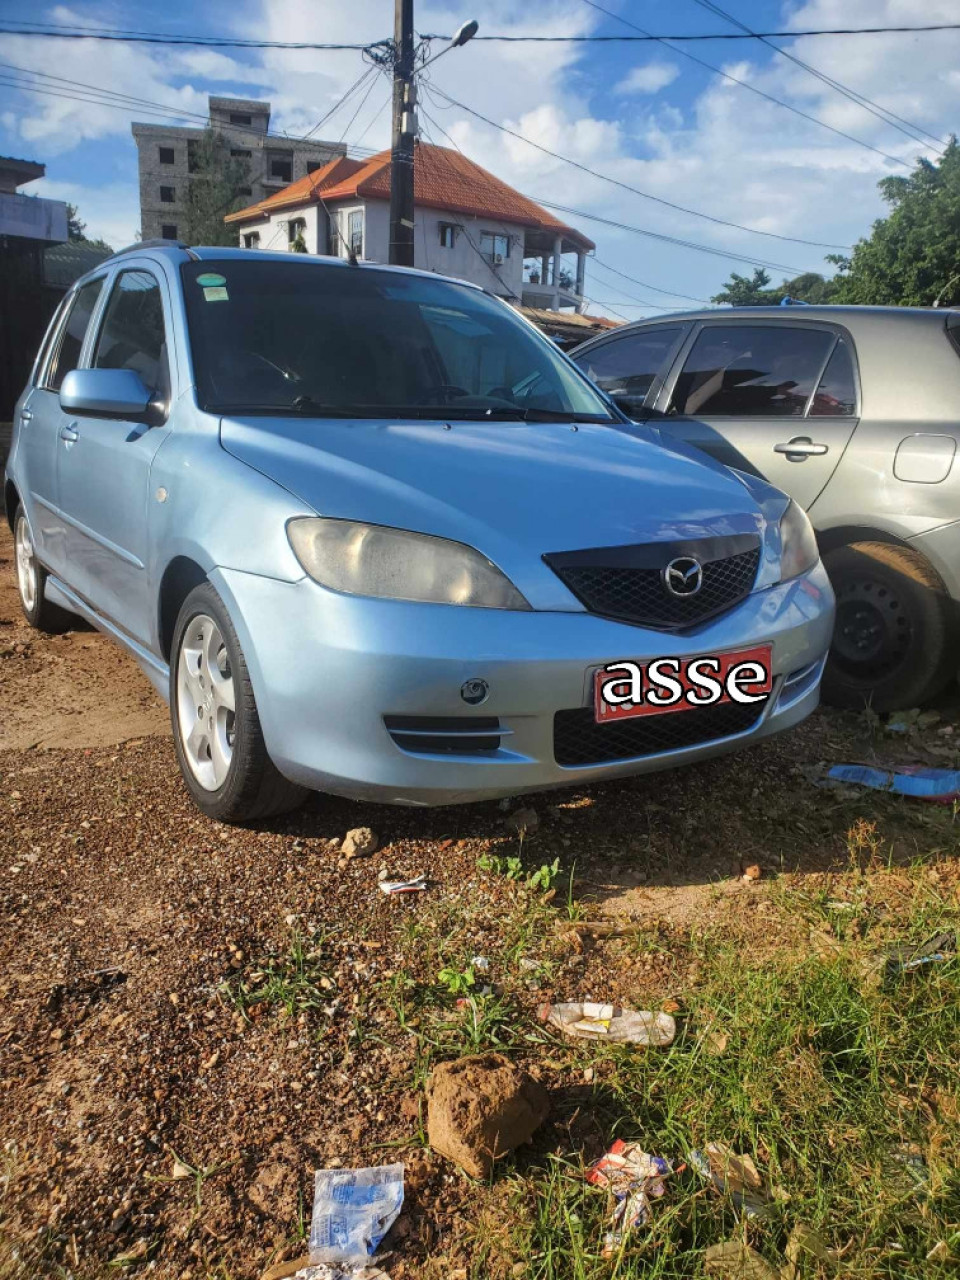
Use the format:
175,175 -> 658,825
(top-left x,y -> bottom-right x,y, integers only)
170,581 -> 309,823
822,541 -> 955,712
12,504 -> 74,633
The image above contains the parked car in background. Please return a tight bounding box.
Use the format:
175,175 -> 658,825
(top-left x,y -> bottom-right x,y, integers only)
7,245 -> 833,822
573,306 -> 960,711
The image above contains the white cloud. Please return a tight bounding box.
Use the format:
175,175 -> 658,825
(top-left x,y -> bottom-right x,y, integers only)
616,63 -> 680,95
33,177 -> 139,250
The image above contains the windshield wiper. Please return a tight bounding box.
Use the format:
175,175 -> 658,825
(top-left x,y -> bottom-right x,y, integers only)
440,406 -> 613,423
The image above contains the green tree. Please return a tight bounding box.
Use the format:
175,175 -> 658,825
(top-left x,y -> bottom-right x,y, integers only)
711,267 -> 838,306
829,138 -> 960,306
185,129 -> 252,246
64,201 -> 113,252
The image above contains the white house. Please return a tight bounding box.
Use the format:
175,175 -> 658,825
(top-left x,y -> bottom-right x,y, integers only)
225,143 -> 594,313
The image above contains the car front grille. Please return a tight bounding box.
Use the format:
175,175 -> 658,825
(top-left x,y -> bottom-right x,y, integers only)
544,535 -> 761,631
553,700 -> 766,767
384,715 -> 502,755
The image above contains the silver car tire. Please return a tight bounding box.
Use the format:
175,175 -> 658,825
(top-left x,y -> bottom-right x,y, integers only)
12,504 -> 74,634
169,582 -> 309,823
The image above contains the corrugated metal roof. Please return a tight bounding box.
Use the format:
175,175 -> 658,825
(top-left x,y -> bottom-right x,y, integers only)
42,241 -> 113,289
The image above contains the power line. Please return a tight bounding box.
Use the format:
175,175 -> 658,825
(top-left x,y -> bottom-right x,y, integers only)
579,0 -> 916,170
425,84 -> 852,250
302,65 -> 378,141
590,257 -> 711,304
417,97 -> 815,277
688,0 -> 948,153
530,197 -> 816,274
0,61 -> 381,158
4,17 -> 960,48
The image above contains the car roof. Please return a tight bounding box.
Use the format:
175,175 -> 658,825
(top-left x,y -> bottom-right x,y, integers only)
602,304 -> 959,328
81,241 -> 484,292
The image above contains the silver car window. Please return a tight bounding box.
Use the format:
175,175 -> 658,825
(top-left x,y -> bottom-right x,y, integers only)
575,327 -> 685,413
670,324 -> 835,418
808,336 -> 857,417
43,277 -> 105,392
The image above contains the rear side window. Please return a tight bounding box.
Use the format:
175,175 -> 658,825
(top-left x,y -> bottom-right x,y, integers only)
809,336 -> 857,417
670,324 -> 834,417
576,327 -> 684,411
93,269 -> 170,397
45,277 -> 104,391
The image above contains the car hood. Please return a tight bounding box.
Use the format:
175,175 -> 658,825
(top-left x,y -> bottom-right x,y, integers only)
219,415 -> 775,609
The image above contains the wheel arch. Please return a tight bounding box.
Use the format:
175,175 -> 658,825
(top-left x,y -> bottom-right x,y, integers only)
816,524 -> 910,557
158,556 -> 209,662
4,478 -> 20,531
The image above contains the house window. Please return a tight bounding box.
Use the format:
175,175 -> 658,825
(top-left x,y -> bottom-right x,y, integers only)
230,148 -> 252,158
438,222 -> 457,248
480,232 -> 510,263
161,224 -> 178,240
230,113 -> 253,126
288,217 -> 307,252
160,186 -> 175,203
347,209 -> 363,258
243,231 -> 260,249
159,146 -> 175,165
269,156 -> 293,182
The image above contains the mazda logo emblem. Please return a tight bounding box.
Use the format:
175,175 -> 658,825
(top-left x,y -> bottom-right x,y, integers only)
662,556 -> 703,597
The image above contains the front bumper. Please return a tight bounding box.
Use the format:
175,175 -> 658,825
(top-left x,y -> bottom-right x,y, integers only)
212,562 -> 835,806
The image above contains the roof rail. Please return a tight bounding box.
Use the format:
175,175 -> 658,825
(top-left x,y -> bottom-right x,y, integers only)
109,238 -> 197,259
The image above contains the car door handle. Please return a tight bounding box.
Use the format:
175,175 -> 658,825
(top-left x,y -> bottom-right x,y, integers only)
19,408 -> 33,425
59,425 -> 79,443
774,437 -> 828,457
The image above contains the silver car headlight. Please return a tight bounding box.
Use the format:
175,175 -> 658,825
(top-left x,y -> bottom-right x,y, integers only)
287,518 -> 531,609
778,500 -> 819,582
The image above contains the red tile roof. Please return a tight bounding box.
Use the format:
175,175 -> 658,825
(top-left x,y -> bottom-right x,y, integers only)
225,142 -> 594,251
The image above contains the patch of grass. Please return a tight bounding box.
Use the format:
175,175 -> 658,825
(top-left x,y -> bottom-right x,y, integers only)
466,888 -> 960,1278
217,927 -> 333,1027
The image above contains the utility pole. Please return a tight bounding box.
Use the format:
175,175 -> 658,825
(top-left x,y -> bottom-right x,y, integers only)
389,0 -> 416,267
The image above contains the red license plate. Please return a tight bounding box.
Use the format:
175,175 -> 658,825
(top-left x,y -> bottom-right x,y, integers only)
594,645 -> 772,723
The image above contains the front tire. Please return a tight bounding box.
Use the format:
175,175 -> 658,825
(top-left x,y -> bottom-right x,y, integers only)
170,582 -> 308,823
13,504 -> 74,633
822,541 -> 956,712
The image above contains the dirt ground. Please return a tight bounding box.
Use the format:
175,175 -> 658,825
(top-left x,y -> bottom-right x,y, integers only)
1,518 -> 958,1279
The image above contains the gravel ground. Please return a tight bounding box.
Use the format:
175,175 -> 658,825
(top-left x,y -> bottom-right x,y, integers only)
1,520 -> 958,1279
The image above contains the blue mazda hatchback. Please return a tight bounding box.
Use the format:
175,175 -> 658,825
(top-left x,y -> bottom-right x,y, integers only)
6,244 -> 833,822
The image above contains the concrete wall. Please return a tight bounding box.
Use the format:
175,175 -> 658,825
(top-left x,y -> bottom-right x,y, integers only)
0,193 -> 67,243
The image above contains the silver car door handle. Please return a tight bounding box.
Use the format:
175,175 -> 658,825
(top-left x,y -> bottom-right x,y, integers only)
774,438 -> 828,457
59,425 -> 79,443
20,408 -> 33,424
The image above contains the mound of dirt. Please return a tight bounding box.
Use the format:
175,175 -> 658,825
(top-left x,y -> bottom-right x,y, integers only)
425,1052 -> 549,1179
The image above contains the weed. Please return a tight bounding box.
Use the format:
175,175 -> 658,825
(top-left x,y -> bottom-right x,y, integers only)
437,964 -> 476,996
217,928 -> 332,1027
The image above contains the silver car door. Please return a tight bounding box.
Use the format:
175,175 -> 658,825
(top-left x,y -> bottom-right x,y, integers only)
655,320 -> 860,509
55,266 -> 173,643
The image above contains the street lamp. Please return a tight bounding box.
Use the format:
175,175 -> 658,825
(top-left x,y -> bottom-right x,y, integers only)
419,18 -> 479,70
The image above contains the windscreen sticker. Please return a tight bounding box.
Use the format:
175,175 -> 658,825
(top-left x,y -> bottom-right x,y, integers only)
203,285 -> 229,302
196,272 -> 226,287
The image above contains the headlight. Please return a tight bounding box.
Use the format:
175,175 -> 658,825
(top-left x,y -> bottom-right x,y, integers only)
287,518 -> 531,609
778,500 -> 819,582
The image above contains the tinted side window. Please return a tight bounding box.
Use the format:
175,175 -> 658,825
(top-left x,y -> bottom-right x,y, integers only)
809,336 -> 857,417
670,324 -> 833,418
46,278 -> 104,391
577,327 -> 683,410
93,270 -> 169,397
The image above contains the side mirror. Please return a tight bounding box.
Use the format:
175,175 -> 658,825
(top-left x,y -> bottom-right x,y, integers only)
60,368 -> 153,421
613,394 -> 652,421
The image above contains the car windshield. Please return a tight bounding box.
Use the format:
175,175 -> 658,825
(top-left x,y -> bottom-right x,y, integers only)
180,259 -> 614,422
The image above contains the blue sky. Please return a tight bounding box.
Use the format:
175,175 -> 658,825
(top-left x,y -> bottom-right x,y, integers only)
1,0 -> 958,318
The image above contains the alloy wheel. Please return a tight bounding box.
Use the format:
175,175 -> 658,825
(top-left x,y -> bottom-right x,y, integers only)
176,613 -> 237,791
14,515 -> 38,614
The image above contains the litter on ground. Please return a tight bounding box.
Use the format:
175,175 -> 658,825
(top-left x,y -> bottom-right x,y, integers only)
539,1000 -> 676,1045
688,1142 -> 774,1218
585,1139 -> 677,1256
377,874 -> 428,895
885,930 -> 956,979
815,763 -> 960,802
308,1164 -> 404,1267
